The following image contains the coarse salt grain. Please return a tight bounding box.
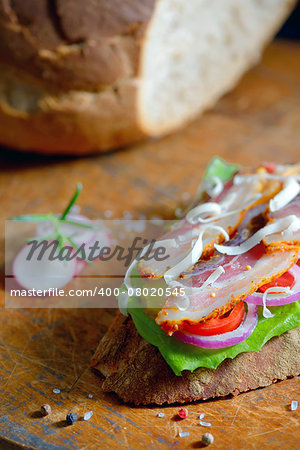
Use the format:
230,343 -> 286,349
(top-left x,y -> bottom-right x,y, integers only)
179,431 -> 190,438
53,388 -> 60,394
202,432 -> 214,446
133,221 -> 146,233
291,400 -> 298,411
182,192 -> 191,201
104,210 -> 112,218
40,404 -> 51,416
200,421 -> 212,427
150,215 -> 163,222
70,205 -> 80,214
84,410 -> 93,421
125,222 -> 133,232
157,412 -> 165,418
123,211 -> 132,219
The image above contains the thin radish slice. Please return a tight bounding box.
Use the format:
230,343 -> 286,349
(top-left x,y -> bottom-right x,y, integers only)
73,229 -> 112,273
33,214 -> 112,286
13,242 -> 76,291
246,264 -> 300,307
74,260 -> 87,276
35,213 -> 98,247
94,228 -> 112,249
173,303 -> 258,349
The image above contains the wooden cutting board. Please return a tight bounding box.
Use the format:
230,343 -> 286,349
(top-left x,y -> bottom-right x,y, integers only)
0,40 -> 299,450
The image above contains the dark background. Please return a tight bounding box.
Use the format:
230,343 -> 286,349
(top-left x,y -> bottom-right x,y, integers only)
277,1 -> 300,39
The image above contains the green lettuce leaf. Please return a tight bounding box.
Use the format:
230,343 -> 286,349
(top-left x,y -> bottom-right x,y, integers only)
128,299 -> 300,376
203,156 -> 239,183
189,156 -> 239,207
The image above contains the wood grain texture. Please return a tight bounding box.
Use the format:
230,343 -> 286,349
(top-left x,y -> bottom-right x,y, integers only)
0,40 -> 299,449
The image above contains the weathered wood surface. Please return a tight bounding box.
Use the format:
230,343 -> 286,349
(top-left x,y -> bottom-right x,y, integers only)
0,40 -> 299,449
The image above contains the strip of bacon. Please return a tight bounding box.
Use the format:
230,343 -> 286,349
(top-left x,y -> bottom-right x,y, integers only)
155,202 -> 299,334
156,243 -> 298,335
264,195 -> 300,249
153,166 -> 300,334
139,172 -> 280,279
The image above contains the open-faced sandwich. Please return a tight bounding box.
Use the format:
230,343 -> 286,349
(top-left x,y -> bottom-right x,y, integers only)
92,158 -> 300,405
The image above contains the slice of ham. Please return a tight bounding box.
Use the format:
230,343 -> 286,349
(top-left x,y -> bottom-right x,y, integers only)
139,172 -> 279,279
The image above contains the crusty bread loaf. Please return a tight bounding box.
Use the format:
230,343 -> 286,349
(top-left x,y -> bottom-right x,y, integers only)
0,0 -> 296,155
92,312 -> 300,405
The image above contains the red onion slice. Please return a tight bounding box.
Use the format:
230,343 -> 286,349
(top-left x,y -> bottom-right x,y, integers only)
173,303 -> 258,349
246,264 -> 300,307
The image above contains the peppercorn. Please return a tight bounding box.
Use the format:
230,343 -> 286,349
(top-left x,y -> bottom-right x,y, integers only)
178,408 -> 188,419
40,404 -> 51,416
202,432 -> 214,446
66,412 -> 77,425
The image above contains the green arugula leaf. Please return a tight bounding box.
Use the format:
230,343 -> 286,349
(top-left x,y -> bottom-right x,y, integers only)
11,182 -> 95,263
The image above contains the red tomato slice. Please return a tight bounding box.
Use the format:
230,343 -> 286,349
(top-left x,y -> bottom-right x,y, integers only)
258,271 -> 295,293
182,301 -> 245,336
263,162 -> 277,174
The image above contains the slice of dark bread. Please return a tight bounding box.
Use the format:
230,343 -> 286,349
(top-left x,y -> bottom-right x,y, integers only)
91,312 -> 300,405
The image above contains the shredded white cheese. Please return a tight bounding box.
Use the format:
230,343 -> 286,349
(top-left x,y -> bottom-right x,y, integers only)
175,294 -> 190,311
186,202 -> 221,224
251,286 -> 292,301
215,215 -> 300,256
120,238 -> 178,315
194,176 -> 224,201
261,286 -> 292,318
269,177 -> 300,212
262,288 -> 277,318
234,173 -> 300,186
164,226 -> 229,284
171,266 -> 226,311
186,193 -> 261,225
205,176 -> 224,197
